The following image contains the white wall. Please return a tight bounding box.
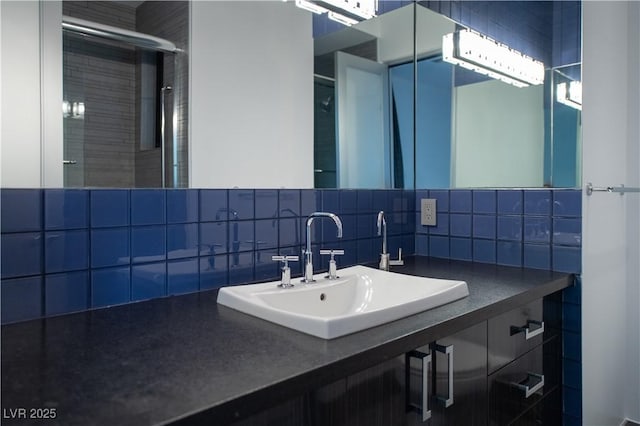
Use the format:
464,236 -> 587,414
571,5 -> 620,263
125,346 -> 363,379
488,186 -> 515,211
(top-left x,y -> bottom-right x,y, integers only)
0,1 -> 62,188
354,5 -> 454,65
453,80 -> 544,188
189,1 -> 314,189
1,1 -> 40,187
625,2 -> 640,421
415,5 -> 455,59
582,2 -> 640,424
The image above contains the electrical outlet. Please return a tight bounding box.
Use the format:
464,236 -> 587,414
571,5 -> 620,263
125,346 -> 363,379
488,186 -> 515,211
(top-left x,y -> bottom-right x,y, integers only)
421,199 -> 437,226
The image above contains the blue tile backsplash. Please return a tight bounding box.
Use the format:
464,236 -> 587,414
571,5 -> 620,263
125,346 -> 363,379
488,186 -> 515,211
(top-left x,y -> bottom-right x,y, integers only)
131,190 -> 165,226
1,276 -> 42,323
90,227 -> 130,268
45,271 -> 89,316
449,190 -> 472,213
497,190 -> 523,215
90,189 -> 130,228
0,188 -> 581,325
1,189 -> 42,233
91,266 -> 131,308
415,188 -> 582,273
44,189 -> 88,230
44,230 -> 89,273
132,262 -> 166,302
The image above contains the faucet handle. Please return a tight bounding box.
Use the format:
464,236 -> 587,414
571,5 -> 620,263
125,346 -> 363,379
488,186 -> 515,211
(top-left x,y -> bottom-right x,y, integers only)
389,248 -> 404,266
272,255 -> 299,288
272,255 -> 299,263
320,249 -> 344,280
319,249 -> 345,258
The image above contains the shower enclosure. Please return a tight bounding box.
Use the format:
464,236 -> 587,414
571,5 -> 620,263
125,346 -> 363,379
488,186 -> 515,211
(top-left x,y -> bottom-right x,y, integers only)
62,1 -> 188,188
313,76 -> 337,188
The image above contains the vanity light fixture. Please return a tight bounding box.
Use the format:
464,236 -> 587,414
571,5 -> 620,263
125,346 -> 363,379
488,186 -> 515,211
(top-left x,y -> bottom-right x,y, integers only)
327,11 -> 359,26
292,0 -> 377,26
556,81 -> 582,110
318,0 -> 377,20
294,0 -> 326,15
442,29 -> 545,88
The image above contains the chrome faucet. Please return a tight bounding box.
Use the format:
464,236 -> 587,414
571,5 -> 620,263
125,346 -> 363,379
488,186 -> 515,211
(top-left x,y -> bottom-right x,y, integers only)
302,212 -> 343,283
377,211 -> 404,271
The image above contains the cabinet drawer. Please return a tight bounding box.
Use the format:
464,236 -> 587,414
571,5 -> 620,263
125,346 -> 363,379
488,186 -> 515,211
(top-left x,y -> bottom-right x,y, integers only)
488,337 -> 561,426
509,387 -> 562,426
488,299 -> 544,374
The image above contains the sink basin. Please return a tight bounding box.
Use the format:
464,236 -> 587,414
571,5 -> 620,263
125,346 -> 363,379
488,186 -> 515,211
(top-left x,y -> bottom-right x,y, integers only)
216,265 -> 468,339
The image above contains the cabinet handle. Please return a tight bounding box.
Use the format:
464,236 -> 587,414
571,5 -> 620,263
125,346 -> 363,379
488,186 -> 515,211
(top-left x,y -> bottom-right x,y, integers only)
512,372 -> 545,398
433,343 -> 454,408
510,320 -> 544,340
406,350 -> 432,421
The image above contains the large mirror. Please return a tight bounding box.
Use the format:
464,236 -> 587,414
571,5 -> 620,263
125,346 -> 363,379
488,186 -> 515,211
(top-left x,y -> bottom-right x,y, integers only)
311,0 -> 581,189
1,0 -> 581,189
412,1 -> 582,188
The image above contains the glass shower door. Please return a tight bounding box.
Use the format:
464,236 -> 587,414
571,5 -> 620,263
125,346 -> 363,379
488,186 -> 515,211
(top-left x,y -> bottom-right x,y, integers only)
63,31 -> 170,188
62,59 -> 86,187
61,9 -> 183,188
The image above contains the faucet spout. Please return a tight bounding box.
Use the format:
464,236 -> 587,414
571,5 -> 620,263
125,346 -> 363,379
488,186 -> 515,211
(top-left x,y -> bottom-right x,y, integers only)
377,211 -> 391,271
377,210 -> 403,271
377,211 -> 387,256
303,212 -> 343,283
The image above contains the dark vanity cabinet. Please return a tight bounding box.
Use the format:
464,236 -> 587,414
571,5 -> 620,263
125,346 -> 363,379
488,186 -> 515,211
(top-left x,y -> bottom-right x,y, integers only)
330,322 -> 487,426
231,293 -> 563,426
406,322 -> 488,426
487,294 -> 563,425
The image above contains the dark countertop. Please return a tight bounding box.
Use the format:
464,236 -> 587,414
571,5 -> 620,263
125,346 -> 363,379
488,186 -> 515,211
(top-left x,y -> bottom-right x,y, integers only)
1,257 -> 573,426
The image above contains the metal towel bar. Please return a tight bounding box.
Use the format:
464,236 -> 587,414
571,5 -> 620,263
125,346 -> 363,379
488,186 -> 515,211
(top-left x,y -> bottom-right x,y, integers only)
586,183 -> 640,196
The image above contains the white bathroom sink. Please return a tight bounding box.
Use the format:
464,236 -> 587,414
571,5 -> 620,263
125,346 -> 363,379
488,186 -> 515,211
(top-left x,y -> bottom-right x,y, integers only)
216,265 -> 469,339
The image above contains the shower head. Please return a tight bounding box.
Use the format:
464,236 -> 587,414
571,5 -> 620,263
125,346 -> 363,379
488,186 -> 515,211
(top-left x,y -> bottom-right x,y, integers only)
320,95 -> 333,113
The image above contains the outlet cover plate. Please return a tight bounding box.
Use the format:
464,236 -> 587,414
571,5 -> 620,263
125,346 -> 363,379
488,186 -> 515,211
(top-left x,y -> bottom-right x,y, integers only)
421,199 -> 437,226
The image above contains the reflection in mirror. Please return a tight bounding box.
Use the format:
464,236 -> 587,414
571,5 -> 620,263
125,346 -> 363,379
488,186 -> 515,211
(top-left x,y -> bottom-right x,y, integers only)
550,64 -> 582,187
11,1 -> 581,189
414,1 -> 582,188
451,71 -> 545,188
314,75 -> 337,188
413,7 -> 456,188
62,0 -> 188,188
313,3 -> 415,189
